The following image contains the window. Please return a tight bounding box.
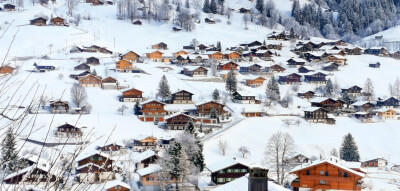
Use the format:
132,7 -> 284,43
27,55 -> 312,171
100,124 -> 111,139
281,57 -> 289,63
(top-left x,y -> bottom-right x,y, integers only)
217,178 -> 225,183
344,172 -> 348,177
219,170 -> 225,174
241,169 -> 247,173
325,171 -> 328,176
234,169 -> 240,173
320,171 -> 324,175
226,169 -> 232,173
306,170 -> 310,175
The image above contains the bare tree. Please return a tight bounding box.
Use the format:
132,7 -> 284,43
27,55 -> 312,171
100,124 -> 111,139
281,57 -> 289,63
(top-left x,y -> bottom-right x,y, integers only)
238,146 -> 250,158
364,78 -> 375,102
330,148 -> 338,157
282,119 -> 293,127
218,139 -> 228,156
66,0 -> 77,16
294,119 -> 301,126
70,83 -> 87,108
265,132 -> 295,185
117,104 -> 128,115
57,73 -> 64,80
242,13 -> 249,30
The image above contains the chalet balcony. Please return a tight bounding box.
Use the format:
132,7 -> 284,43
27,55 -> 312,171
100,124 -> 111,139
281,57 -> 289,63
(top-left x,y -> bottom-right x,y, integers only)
304,175 -> 350,182
291,178 -> 299,187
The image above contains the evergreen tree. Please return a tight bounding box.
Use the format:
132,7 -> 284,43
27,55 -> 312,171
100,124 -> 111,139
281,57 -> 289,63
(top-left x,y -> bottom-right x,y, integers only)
210,108 -> 218,118
193,131 -> 205,171
256,0 -> 264,13
157,75 -> 171,101
291,0 -> 301,21
92,69 -> 97,76
262,40 -> 266,46
216,41 -> 222,51
342,91 -> 351,108
210,0 -> 217,14
266,77 -> 280,101
185,0 -> 189,8
169,142 -> 183,190
203,0 -> 210,13
185,119 -> 195,134
225,68 -> 237,93
325,79 -> 334,97
340,133 -> 360,162
212,89 -> 220,101
289,27 -> 295,39
134,99 -> 141,115
1,127 -> 19,174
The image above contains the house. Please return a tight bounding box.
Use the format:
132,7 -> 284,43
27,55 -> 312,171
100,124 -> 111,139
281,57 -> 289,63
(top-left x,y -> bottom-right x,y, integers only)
115,60 -> 133,73
325,55 -> 347,66
290,156 -> 365,191
196,101 -> 225,117
205,18 -> 216,24
121,51 -> 140,62
101,77 -> 118,89
374,108 -> 397,119
104,180 -> 131,191
287,58 -> 306,68
267,31 -> 290,41
207,52 -> 224,60
197,44 -> 208,50
140,100 -> 167,122
346,47 -> 363,55
121,88 -> 143,102
74,63 -> 91,71
361,158 -> 388,169
369,62 -> 380,68
171,90 -> 193,104
157,137 -> 175,149
301,52 -> 323,62
98,143 -> 124,154
239,64 -> 261,74
351,101 -> 375,112
267,64 -> 286,73
322,62 -> 339,71
165,113 -> 197,130
364,46 -> 388,56
304,72 -> 327,84
79,74 -> 102,87
245,76 -> 265,87
223,51 -> 240,61
172,27 -> 182,31
151,42 -> 168,50
70,71 -> 92,80
255,50 -> 273,59
239,8 -> 250,13
182,66 -> 208,77
34,63 -> 55,72
146,51 -> 163,61
393,51 -> 400,59
3,164 -> 56,184
55,123 -> 82,138
303,107 -> 331,123
266,42 -> 283,50
131,136 -> 157,151
354,112 -> 374,122
206,158 -> 250,185
187,54 -> 209,63
310,97 -> 343,111
0,65 -> 15,75
86,0 -> 104,5
286,154 -> 311,167
132,150 -> 158,170
173,50 -> 188,58
137,165 -> 176,191
298,66 -> 315,73
298,91 -> 315,99
86,57 -> 100,65
377,97 -> 400,108
232,91 -> 257,104
76,151 -> 115,183
132,20 -> 142,25
49,100 -> 69,113
278,73 -> 302,85
50,17 -> 65,26
218,61 -> 239,71
30,17 -> 47,26
341,86 -> 362,99
3,4 -> 16,11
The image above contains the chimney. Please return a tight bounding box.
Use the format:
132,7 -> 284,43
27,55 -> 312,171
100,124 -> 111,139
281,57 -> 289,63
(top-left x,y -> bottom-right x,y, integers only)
248,167 -> 269,191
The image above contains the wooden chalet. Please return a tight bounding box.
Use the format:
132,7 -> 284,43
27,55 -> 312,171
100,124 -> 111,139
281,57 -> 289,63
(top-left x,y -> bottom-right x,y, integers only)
165,113 -> 196,130
351,101 -> 375,112
182,66 -> 208,77
121,51 -> 140,62
104,180 -> 131,191
266,42 -> 283,50
369,62 -> 380,68
298,66 -> 315,73
49,100 -> 69,113
341,86 -> 362,99
171,90 -> 193,104
86,0 -> 104,5
80,45 -> 112,54
140,100 -> 167,122
223,51 -> 240,61
132,20 -> 142,25
290,156 -> 365,191
3,165 -> 56,184
239,8 -> 250,13
76,151 -> 115,182
364,47 -> 388,56
172,27 -> 182,31
304,72 -> 327,84
34,63 -> 55,72
70,71 -> 92,80
207,52 -> 224,60
374,108 -> 397,119
3,4 -> 16,11
301,52 -> 323,62
121,88 -> 143,102
346,47 -> 362,55
146,51 -> 163,61
30,17 -> 47,26
245,76 -> 265,87
310,97 -> 343,112
232,91 -> 257,104
131,136 -> 157,151
132,150 -> 158,170
55,123 -> 82,138
195,100 -> 225,117
239,64 -> 261,74
101,76 -> 118,89
286,154 -> 311,167
197,44 -> 208,50
206,158 -> 249,185
218,61 -> 239,71
79,74 -> 102,87
98,143 -> 124,154
325,55 -> 347,66
393,51 -> 400,59
267,64 -> 286,73
354,112 -> 374,122
255,50 -> 273,59
137,165 -> 176,189
298,91 -> 315,99
115,60 -> 133,73
361,158 -> 388,169
322,62 -> 339,71
278,73 -> 302,85
86,57 -> 100,65
50,17 -> 65,26
376,97 -> 400,108
0,65 -> 15,74
267,31 -> 291,41
74,63 -> 90,71
151,42 -> 168,50
173,50 -> 188,58
287,58 -> 306,68
303,107 -> 334,124
205,18 -> 216,24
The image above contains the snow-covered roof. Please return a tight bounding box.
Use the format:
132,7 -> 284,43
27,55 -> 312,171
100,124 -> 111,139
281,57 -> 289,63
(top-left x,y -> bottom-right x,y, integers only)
290,156 -> 365,178
234,91 -> 257,97
164,112 -> 195,120
374,108 -> 397,113
245,75 -> 265,80
324,49 -> 343,54
351,101 -> 371,107
164,104 -> 197,112
132,150 -> 157,162
137,165 -> 161,176
104,180 -> 131,190
210,174 -> 290,191
76,162 -> 104,170
76,150 -> 113,162
183,66 -> 206,71
195,100 -> 224,106
255,50 -> 271,54
327,54 -> 346,59
287,58 -> 306,63
309,97 -> 330,103
300,66 -> 314,70
302,107 -> 322,112
141,99 -> 166,106
206,158 -> 248,173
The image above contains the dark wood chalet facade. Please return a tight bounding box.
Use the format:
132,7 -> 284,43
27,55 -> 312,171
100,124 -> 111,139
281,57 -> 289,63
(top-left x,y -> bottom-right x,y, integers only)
77,153 -> 114,174
239,64 -> 261,74
303,107 -> 334,124
55,123 -> 82,138
171,90 -> 193,104
30,17 -> 47,26
298,91 -> 315,99
74,63 -> 91,71
196,101 -> 225,117
376,97 -> 400,108
207,158 -> 250,185
304,72 -> 327,84
121,88 -> 143,102
341,86 -> 362,99
310,98 -> 343,111
183,66 -> 208,77
165,113 -> 196,130
87,57 -> 100,65
140,100 -> 167,122
3,166 -> 56,184
218,62 -> 239,71
278,73 -> 302,84
50,100 -> 69,113
267,64 -> 286,73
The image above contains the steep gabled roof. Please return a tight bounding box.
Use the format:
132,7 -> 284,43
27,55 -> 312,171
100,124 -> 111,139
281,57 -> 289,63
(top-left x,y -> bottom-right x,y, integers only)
206,158 -> 249,173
